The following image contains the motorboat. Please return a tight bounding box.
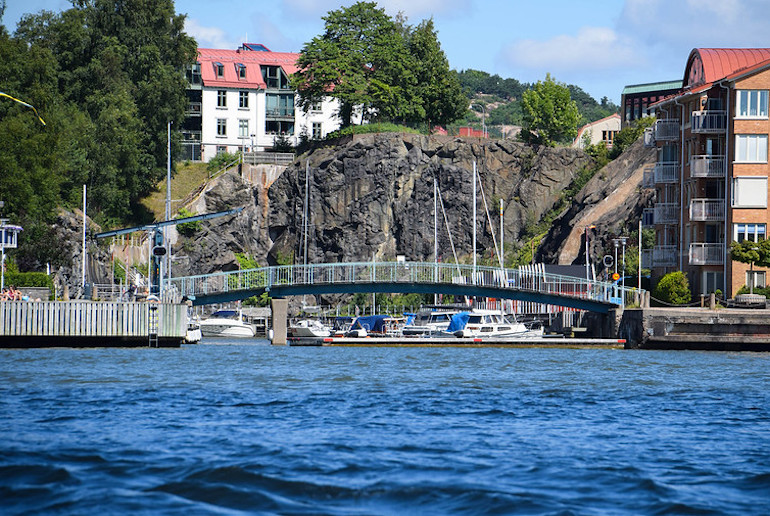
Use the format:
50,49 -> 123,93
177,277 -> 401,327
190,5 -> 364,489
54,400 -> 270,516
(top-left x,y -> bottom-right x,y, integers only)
184,315 -> 202,343
200,309 -> 256,338
289,319 -> 332,338
345,315 -> 403,337
447,310 -> 544,339
402,306 -> 463,336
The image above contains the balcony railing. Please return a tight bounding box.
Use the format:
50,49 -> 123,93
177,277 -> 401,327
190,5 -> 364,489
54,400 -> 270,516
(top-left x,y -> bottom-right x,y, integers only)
266,107 -> 295,118
186,102 -> 202,116
642,165 -> 655,189
689,243 -> 724,265
654,203 -> 679,225
654,162 -> 679,183
643,127 -> 655,147
691,110 -> 727,134
641,249 -> 653,269
653,245 -> 677,267
689,199 -> 725,222
690,155 -> 725,178
654,119 -> 680,141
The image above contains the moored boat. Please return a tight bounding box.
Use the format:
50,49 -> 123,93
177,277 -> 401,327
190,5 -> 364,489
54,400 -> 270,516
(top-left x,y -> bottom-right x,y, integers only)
289,319 -> 332,338
402,306 -> 464,336
447,310 -> 544,339
200,309 -> 256,338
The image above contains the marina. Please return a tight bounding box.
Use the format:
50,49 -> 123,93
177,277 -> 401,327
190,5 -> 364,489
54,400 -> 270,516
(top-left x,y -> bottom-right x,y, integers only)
288,335 -> 626,347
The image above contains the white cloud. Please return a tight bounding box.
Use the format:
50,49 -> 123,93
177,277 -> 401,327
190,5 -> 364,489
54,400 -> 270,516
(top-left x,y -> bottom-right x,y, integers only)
185,18 -> 237,49
499,27 -> 637,75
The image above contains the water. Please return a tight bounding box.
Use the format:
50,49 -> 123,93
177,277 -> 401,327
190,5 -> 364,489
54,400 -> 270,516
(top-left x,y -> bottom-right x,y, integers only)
1,341 -> 769,515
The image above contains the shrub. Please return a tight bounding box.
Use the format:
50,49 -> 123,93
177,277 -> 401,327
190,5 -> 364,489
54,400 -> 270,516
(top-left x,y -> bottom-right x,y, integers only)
652,271 -> 691,305
176,208 -> 201,237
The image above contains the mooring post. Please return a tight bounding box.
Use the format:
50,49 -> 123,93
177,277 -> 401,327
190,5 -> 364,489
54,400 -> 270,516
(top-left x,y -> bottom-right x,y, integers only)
271,298 -> 288,345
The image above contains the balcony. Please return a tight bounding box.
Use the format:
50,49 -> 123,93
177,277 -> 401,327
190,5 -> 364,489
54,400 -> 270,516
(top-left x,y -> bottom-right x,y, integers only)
654,119 -> 680,141
653,245 -> 677,267
689,243 -> 724,266
266,107 -> 295,119
654,203 -> 679,225
690,155 -> 725,178
691,110 -> 727,134
186,101 -> 202,117
643,127 -> 655,147
654,162 -> 679,183
642,165 -> 655,189
689,199 -> 725,222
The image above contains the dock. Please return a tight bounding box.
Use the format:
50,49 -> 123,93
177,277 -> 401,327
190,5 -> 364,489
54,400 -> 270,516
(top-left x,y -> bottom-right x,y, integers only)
0,300 -> 188,348
288,336 -> 627,348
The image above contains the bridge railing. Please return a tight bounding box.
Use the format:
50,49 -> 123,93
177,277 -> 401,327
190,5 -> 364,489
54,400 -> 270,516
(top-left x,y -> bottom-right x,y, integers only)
170,262 -> 641,307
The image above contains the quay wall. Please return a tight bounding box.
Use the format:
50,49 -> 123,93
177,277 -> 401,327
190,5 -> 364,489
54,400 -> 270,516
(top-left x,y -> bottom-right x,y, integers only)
0,300 -> 187,348
620,307 -> 770,351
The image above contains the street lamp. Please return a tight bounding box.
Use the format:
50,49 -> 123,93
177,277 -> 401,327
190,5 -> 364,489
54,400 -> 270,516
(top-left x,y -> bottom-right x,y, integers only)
612,237 -> 628,281
585,225 -> 596,281
471,103 -> 487,138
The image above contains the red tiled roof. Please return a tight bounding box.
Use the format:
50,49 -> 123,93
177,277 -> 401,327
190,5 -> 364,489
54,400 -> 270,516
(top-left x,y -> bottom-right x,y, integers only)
197,47 -> 299,89
685,48 -> 770,87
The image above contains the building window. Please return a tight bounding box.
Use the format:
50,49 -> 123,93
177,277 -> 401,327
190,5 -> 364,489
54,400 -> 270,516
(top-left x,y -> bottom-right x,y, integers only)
261,65 -> 290,89
734,223 -> 767,242
732,177 -> 768,208
702,271 -> 724,295
747,271 -> 766,290
266,120 -> 294,135
239,91 -> 248,108
735,134 -> 768,163
217,90 -> 227,108
266,93 -> 295,117
214,62 -> 224,77
236,63 -> 246,79
238,119 -> 249,138
311,101 -> 322,113
312,122 -> 322,139
216,145 -> 227,154
216,118 -> 226,137
602,130 -> 618,146
736,90 -> 769,118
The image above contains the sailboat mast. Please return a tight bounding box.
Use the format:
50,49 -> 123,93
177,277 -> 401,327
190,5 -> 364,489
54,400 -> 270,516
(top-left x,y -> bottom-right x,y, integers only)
472,160 -> 477,285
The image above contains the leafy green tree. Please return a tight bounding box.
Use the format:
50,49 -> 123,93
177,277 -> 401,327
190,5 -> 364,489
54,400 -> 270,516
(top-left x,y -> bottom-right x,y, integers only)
520,73 -> 580,146
652,271 -> 692,305
407,18 -> 467,127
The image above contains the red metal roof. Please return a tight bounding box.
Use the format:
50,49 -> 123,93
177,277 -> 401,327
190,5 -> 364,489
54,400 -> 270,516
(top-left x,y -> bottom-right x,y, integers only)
684,48 -> 770,87
198,47 -> 299,89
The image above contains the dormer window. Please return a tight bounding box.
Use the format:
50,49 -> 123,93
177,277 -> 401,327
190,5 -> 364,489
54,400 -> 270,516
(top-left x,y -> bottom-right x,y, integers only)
214,62 -> 224,77
261,65 -> 290,89
236,63 -> 246,79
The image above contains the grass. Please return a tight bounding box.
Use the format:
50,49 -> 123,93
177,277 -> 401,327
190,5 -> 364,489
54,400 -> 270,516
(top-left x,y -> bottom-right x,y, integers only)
141,162 -> 210,220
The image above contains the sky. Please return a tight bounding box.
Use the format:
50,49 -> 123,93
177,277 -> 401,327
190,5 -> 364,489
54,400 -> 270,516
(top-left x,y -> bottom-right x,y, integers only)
5,0 -> 770,104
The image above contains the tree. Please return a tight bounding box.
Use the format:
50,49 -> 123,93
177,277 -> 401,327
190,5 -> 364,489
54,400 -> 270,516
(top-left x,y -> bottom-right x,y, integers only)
291,2 -> 465,129
730,239 -> 770,293
520,73 -> 580,146
652,271 -> 692,305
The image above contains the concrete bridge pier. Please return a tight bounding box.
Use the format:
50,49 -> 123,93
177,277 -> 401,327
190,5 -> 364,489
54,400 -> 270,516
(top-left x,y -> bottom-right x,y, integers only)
270,298 -> 288,345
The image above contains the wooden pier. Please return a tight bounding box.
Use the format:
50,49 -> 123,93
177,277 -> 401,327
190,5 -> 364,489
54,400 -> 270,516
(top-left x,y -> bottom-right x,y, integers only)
0,300 -> 188,348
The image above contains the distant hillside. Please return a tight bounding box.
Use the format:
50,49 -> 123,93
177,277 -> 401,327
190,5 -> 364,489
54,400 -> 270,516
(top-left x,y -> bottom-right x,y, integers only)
453,69 -> 620,138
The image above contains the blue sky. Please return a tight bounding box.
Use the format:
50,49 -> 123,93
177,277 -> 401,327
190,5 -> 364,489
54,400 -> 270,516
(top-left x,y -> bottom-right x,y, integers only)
5,0 -> 770,104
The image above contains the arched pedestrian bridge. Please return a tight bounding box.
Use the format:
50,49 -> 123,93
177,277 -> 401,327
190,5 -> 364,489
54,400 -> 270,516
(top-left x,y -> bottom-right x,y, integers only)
169,262 -> 639,313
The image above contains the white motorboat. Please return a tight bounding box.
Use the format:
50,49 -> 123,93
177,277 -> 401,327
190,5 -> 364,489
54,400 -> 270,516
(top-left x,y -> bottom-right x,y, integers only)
184,315 -> 202,343
447,310 -> 544,339
289,319 -> 332,338
200,309 -> 256,338
402,307 -> 463,336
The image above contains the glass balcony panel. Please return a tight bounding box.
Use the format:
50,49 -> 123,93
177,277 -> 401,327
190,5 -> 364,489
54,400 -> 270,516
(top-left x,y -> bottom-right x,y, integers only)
689,199 -> 725,222
690,155 -> 725,178
691,110 -> 727,134
654,119 -> 680,140
654,203 -> 679,224
689,243 -> 724,265
654,162 -> 679,183
653,245 -> 677,267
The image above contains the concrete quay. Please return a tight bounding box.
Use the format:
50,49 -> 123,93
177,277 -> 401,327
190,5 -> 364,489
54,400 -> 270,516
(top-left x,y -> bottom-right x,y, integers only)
619,307 -> 770,351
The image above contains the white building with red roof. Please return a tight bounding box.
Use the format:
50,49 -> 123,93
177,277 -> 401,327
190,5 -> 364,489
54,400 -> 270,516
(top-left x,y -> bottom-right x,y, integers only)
181,43 -> 342,161
572,113 -> 621,149
645,48 -> 770,297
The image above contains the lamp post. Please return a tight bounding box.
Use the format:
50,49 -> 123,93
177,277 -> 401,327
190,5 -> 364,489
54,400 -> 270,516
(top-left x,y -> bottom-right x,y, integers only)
612,237 -> 628,281
585,225 -> 596,281
471,103 -> 487,138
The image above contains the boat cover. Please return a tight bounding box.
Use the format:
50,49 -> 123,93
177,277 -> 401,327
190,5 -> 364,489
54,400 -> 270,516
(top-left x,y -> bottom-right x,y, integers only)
350,315 -> 391,333
446,312 -> 471,333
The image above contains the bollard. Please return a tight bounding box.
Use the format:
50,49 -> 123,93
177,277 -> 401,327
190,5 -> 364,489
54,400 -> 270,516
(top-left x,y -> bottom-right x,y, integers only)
709,293 -> 716,310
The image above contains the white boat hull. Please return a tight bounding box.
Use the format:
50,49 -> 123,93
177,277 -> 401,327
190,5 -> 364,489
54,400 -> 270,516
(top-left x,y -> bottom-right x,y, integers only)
200,322 -> 255,338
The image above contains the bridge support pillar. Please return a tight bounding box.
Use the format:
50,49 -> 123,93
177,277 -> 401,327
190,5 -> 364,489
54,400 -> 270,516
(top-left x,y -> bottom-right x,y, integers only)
270,298 -> 288,345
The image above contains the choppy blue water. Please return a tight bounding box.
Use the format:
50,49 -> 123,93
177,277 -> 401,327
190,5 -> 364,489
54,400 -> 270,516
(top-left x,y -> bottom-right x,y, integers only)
1,341 -> 769,515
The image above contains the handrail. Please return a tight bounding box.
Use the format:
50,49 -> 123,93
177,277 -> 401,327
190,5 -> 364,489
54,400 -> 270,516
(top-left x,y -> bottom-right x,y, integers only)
169,261 -> 642,308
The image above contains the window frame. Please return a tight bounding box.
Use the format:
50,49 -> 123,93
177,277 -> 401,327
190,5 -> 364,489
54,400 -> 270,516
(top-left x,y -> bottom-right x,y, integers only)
734,223 -> 767,242
732,176 -> 768,208
217,90 -> 227,108
735,89 -> 769,119
735,134 -> 768,163
216,118 -> 227,137
238,119 -> 249,139
239,90 -> 249,109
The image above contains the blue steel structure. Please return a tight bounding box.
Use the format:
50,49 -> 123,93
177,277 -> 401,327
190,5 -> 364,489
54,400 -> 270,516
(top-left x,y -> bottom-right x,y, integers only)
170,261 -> 641,313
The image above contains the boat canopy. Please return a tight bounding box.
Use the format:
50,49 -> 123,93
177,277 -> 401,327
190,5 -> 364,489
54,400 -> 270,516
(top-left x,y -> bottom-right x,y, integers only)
350,315 -> 392,333
446,312 -> 471,333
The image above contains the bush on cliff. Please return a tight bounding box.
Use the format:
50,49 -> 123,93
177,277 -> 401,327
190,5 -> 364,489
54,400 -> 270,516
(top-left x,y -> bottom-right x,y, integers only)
652,271 -> 691,305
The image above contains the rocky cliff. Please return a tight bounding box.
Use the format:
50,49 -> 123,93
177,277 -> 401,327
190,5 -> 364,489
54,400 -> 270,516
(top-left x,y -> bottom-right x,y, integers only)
172,133 -> 593,276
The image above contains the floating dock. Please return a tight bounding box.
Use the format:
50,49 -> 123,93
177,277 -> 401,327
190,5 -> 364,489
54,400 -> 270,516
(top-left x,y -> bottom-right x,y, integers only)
288,336 -> 627,348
